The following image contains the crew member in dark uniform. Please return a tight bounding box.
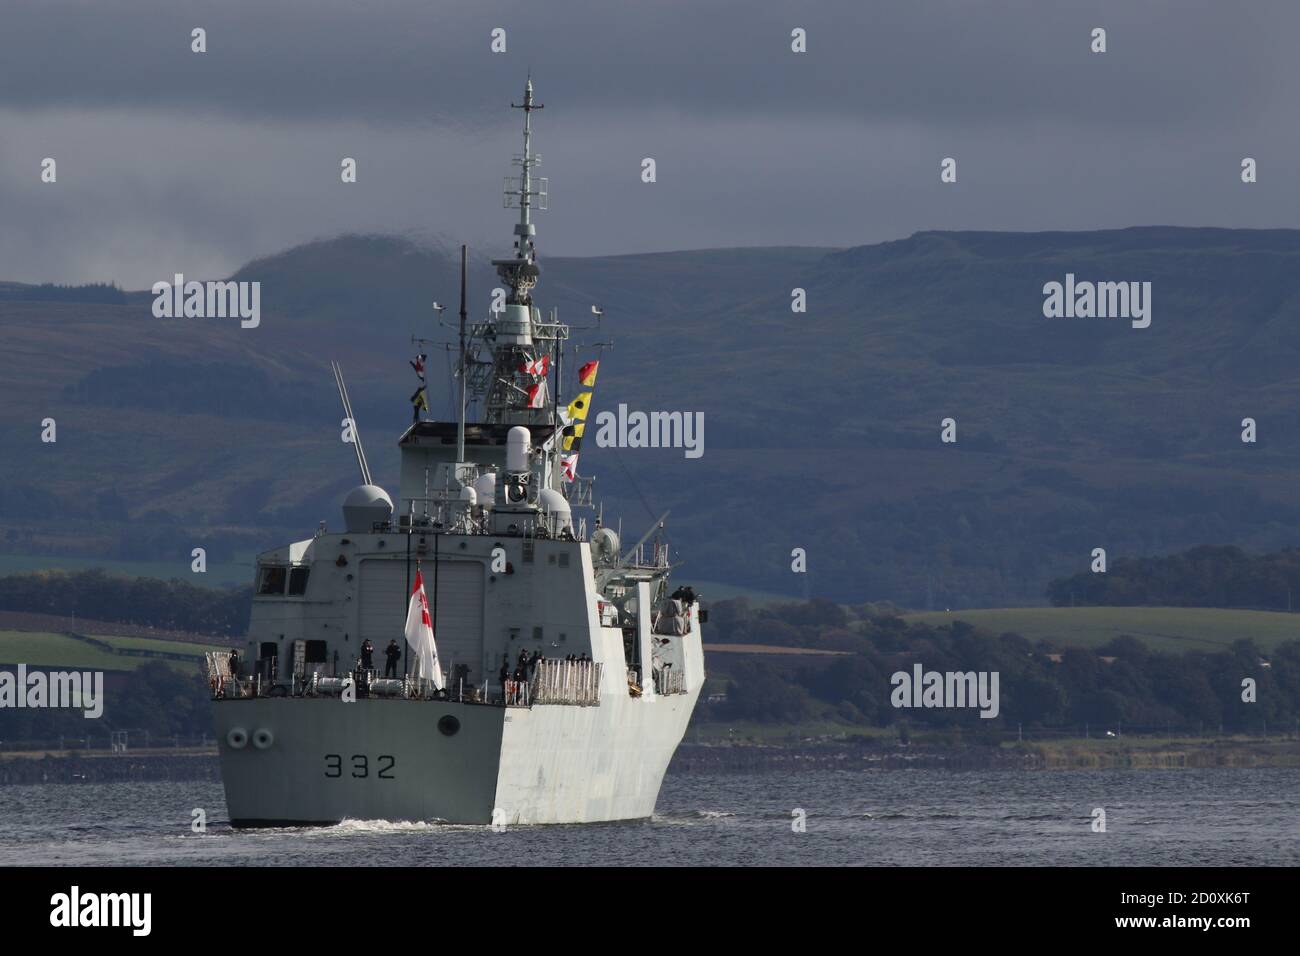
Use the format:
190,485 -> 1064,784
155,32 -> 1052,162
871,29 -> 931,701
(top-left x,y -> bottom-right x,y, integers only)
384,640 -> 401,678
360,639 -> 375,672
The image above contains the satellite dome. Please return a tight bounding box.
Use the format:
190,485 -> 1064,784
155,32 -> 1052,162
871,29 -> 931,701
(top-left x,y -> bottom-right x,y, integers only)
342,484 -> 393,533
538,488 -> 572,535
591,527 -> 620,566
473,472 -> 497,508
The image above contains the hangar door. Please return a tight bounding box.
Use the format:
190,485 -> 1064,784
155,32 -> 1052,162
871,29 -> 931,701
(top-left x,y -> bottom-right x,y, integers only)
358,558 -> 485,683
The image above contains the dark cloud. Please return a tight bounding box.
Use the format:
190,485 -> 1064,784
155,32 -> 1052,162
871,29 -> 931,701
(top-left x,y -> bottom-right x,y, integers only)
1,1 -> 1290,125
1,0 -> 1298,284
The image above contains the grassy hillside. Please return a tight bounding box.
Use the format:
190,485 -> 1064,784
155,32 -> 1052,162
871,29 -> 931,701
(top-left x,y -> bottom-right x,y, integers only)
9,229 -> 1300,605
0,554 -> 252,589
0,630 -> 223,673
904,606 -> 1300,654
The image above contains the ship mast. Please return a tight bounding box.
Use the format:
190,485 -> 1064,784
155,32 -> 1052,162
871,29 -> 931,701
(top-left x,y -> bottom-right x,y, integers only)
497,76 -> 545,307
485,77 -> 558,430
457,244 -> 468,462
510,76 -> 542,289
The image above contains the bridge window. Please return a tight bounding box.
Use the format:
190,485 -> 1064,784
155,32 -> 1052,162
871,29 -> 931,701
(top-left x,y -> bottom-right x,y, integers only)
257,565 -> 287,595
288,567 -> 310,595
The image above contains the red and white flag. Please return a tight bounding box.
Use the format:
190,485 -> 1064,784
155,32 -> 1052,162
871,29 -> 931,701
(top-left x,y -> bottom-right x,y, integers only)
526,381 -> 548,409
561,453 -> 578,482
520,355 -> 550,377
404,569 -> 444,689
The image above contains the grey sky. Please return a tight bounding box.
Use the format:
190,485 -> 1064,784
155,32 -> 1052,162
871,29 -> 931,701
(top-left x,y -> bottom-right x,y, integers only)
1,0 -> 1298,286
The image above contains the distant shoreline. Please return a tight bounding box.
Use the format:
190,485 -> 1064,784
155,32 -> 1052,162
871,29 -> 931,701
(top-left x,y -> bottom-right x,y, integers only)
672,737 -> 1300,772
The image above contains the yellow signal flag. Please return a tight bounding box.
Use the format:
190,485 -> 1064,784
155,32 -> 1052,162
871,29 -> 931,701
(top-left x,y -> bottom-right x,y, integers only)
566,391 -> 593,422
562,423 -> 585,451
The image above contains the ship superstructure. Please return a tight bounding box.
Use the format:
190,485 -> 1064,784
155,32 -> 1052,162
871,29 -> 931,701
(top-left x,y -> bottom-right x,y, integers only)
208,80 -> 705,826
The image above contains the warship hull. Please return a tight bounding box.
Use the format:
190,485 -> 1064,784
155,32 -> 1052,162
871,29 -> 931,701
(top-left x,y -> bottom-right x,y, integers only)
211,80 -> 706,830
215,684 -> 700,826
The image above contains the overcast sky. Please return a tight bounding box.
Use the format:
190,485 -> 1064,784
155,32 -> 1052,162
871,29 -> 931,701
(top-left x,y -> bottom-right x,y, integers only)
1,0 -> 1298,287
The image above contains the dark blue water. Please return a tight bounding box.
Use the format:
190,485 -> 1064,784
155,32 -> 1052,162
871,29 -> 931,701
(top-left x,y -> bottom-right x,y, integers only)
1,768 -> 1296,866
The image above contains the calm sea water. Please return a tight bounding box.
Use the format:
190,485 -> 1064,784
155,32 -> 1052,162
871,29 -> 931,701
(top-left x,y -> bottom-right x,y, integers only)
1,767 -> 1296,866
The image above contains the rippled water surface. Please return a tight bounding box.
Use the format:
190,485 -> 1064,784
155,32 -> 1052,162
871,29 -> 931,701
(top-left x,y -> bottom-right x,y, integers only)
1,767 -> 1296,866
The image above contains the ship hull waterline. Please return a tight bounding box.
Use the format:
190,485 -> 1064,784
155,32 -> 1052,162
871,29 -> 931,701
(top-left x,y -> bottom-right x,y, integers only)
213,689 -> 699,827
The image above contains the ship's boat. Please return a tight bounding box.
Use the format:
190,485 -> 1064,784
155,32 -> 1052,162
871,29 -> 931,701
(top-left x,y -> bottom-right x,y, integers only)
208,80 -> 705,827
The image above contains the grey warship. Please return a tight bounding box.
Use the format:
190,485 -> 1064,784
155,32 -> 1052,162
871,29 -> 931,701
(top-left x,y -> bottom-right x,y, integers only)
208,80 -> 705,827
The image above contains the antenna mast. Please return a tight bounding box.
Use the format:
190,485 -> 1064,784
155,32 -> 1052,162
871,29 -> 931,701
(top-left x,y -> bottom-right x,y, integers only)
457,244 -> 468,462
331,360 -> 372,485
498,77 -> 546,305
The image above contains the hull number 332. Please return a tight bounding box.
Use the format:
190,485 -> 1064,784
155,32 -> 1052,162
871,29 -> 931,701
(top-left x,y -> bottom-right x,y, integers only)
324,754 -> 395,779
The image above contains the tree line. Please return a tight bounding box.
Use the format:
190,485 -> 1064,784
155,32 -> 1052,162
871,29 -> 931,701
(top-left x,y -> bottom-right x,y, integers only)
0,569 -> 250,636
0,662 -> 210,743
0,281 -> 126,303
701,597 -> 1298,732
1046,544 -> 1300,609
1,571 -> 1296,739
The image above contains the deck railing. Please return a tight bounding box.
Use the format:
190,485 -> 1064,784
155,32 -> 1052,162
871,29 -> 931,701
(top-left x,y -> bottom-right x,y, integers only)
530,659 -> 602,706
208,653 -> 608,708
654,668 -> 685,696
503,678 -> 531,707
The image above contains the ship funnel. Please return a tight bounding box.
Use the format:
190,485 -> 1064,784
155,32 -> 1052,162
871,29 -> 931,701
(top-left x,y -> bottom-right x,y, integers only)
342,484 -> 393,533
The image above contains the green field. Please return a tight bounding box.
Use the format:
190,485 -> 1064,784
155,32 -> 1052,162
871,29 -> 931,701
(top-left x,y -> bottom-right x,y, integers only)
0,554 -> 252,588
689,579 -> 805,606
0,630 -> 224,673
85,634 -> 230,656
903,606 -> 1300,654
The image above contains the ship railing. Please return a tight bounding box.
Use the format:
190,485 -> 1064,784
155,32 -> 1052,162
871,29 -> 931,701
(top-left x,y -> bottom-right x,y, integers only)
627,541 -> 672,570
214,675 -> 260,699
204,652 -> 228,691
654,668 -> 685,696
503,679 -> 531,707
398,500 -> 589,542
206,651 -> 249,699
530,659 -> 602,706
